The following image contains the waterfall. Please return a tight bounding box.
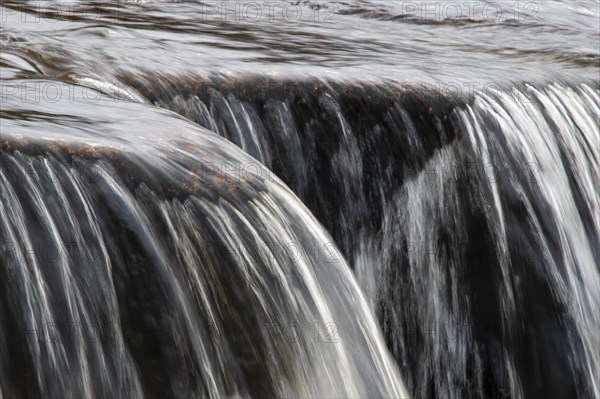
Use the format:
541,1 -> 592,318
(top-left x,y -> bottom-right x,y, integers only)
0,80 -> 408,398
134,75 -> 600,398
2,0 -> 599,396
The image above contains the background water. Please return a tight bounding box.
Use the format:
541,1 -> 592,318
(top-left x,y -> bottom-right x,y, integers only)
2,0 -> 599,83
1,1 -> 599,398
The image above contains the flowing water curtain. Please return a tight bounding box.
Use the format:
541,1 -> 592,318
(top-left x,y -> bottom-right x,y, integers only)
0,80 -> 409,398
377,83 -> 599,399
134,76 -> 600,398
2,0 -> 598,397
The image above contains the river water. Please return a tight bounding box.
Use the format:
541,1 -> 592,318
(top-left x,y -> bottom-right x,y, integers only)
1,1 -> 599,398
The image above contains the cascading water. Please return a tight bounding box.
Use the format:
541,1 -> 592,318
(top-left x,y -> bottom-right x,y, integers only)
132,77 -> 600,398
0,80 -> 408,398
1,0 -> 599,398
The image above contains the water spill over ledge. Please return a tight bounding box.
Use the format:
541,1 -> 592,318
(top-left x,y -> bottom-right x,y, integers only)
1,0 -> 599,397
0,80 -> 409,398
128,74 -> 600,399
